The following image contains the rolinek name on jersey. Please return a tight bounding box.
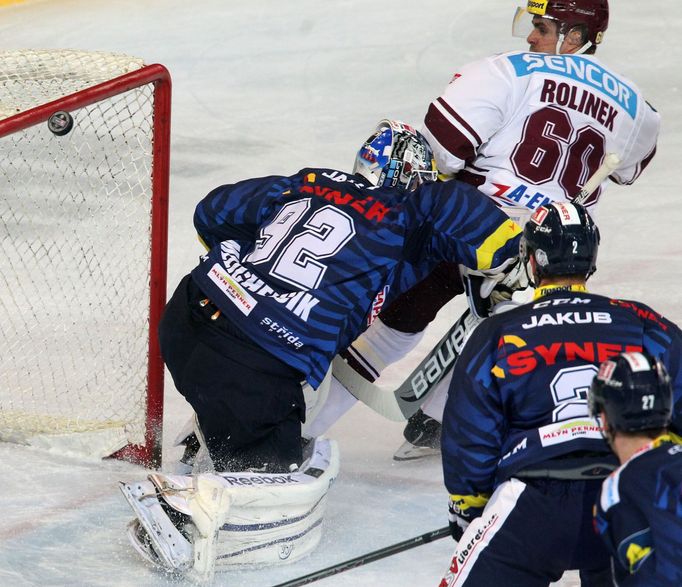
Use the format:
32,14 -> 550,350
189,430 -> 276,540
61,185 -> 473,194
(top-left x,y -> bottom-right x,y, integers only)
540,79 -> 618,131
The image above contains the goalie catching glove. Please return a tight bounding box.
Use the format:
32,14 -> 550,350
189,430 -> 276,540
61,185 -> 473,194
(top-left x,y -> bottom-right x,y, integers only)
461,257 -> 529,319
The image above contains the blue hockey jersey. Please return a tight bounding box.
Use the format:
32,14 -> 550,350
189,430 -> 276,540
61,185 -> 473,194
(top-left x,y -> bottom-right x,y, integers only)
442,285 -> 682,501
191,168 -> 521,388
594,435 -> 682,586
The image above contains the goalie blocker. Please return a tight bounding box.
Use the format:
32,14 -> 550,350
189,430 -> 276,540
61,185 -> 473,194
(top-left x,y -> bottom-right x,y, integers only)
120,437 -> 340,583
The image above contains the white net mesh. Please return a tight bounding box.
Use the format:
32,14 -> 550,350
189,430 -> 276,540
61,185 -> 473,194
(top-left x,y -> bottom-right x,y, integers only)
0,50 -> 161,451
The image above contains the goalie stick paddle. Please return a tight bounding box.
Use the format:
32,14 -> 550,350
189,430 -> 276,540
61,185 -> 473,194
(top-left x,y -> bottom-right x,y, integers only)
270,526 -> 450,587
332,308 -> 481,421
334,152 -> 621,423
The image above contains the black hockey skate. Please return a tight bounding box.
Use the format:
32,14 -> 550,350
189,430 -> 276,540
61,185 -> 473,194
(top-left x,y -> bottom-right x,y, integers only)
393,409 -> 442,461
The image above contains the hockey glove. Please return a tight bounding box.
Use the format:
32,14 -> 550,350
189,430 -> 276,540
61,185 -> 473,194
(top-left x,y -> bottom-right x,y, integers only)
462,257 -> 529,319
447,493 -> 489,541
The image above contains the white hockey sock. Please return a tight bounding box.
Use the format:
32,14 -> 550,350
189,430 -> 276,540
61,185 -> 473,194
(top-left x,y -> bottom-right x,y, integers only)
344,318 -> 425,380
420,371 -> 453,423
302,376 -> 358,438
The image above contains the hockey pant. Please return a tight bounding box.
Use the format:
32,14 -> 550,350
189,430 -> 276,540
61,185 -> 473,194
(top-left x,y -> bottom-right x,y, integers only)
159,274 -> 306,472
440,477 -> 612,587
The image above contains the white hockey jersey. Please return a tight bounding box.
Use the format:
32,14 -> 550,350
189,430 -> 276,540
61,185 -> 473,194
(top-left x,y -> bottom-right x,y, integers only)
421,51 -> 660,213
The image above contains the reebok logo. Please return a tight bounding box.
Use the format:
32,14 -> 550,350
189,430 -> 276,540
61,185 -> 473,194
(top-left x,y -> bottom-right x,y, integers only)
220,474 -> 300,486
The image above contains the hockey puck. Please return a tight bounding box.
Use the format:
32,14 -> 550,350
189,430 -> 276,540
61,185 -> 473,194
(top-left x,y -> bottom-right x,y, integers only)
47,111 -> 74,136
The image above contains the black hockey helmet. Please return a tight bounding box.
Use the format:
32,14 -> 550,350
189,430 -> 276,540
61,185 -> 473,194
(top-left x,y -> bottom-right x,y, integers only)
520,201 -> 599,286
589,351 -> 673,433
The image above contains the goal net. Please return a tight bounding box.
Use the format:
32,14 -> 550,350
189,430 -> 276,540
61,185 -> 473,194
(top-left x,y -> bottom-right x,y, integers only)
0,50 -> 171,467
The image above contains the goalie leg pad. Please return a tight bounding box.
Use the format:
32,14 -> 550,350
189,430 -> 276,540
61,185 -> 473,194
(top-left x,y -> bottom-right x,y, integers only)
121,438 -> 340,576
214,437 -> 340,567
190,474 -> 234,582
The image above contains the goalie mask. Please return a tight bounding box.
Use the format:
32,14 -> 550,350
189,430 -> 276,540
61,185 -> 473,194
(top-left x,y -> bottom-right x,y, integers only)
520,202 -> 599,286
513,0 -> 609,54
589,352 -> 673,433
353,119 -> 437,192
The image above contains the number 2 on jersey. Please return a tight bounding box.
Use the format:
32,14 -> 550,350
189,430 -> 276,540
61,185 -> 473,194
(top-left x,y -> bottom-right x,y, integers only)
244,198 -> 356,290
550,364 -> 600,421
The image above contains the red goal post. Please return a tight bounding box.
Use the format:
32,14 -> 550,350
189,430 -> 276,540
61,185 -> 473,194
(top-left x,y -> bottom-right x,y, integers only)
0,50 -> 171,468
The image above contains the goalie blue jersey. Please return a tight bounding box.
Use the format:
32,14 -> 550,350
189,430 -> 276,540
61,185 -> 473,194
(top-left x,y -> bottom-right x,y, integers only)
191,168 -> 520,388
442,286 -> 682,499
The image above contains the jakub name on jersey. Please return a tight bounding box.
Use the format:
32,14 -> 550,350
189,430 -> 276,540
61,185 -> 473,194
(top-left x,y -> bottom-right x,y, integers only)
521,311 -> 612,329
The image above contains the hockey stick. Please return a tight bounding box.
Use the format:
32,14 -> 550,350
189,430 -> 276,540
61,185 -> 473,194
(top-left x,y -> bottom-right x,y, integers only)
332,309 -> 481,421
573,152 -> 621,205
334,153 -> 621,422
271,526 -> 450,587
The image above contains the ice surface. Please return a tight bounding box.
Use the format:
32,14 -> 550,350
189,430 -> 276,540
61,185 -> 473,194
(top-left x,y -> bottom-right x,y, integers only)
1,0 -> 680,585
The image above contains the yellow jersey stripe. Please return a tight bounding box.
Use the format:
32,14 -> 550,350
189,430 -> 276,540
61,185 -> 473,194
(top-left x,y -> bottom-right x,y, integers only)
476,220 -> 522,270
